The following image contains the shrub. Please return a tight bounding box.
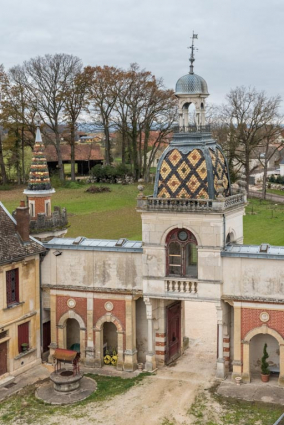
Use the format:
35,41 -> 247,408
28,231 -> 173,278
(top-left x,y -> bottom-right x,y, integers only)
261,343 -> 270,375
90,164 -> 132,182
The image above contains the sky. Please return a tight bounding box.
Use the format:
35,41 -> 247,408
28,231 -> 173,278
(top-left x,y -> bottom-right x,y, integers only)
1,0 -> 284,107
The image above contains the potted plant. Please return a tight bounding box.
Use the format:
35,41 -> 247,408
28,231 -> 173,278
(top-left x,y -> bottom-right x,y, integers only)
21,342 -> 29,352
261,343 -> 270,382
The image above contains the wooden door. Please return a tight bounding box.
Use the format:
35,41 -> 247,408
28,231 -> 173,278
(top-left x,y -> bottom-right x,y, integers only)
43,321 -> 51,352
0,342 -> 7,376
166,301 -> 181,364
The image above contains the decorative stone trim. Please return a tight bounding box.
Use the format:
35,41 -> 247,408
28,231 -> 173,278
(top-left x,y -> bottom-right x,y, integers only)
14,348 -> 37,360
165,280 -> 197,294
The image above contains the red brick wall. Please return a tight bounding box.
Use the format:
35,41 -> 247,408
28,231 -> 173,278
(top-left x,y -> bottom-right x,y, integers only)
93,299 -> 126,329
93,299 -> 126,349
28,196 -> 51,217
56,296 -> 87,327
241,307 -> 284,340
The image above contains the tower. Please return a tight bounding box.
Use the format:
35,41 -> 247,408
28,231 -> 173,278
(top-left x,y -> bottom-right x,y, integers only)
137,34 -> 246,377
23,114 -> 68,241
176,32 -> 209,130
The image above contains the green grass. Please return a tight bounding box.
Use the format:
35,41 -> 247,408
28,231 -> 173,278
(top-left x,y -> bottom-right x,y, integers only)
1,183 -> 284,244
267,188 -> 284,196
0,182 -> 153,240
244,198 -> 284,245
188,387 -> 284,425
0,373 -> 149,425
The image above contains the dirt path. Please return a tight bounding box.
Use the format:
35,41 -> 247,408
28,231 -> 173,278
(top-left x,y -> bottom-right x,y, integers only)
47,302 -> 217,425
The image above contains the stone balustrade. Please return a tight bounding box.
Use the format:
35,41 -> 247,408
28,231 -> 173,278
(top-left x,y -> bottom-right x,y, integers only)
137,193 -> 245,213
165,279 -> 198,294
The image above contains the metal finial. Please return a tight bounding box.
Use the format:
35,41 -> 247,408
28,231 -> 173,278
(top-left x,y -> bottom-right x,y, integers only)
188,31 -> 198,74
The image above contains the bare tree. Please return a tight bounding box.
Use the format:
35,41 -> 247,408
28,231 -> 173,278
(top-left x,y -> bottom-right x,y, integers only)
85,66 -> 121,165
220,86 -> 282,192
258,124 -> 284,199
63,64 -> 89,181
22,54 -> 82,181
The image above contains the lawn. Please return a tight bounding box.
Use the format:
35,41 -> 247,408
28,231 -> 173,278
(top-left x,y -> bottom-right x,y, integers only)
1,184 -> 284,245
0,373 -> 149,425
188,386 -> 284,425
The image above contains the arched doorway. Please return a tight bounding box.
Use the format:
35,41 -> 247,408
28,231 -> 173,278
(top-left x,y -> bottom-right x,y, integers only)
66,318 -> 80,351
250,334 -> 279,375
103,322 -> 117,356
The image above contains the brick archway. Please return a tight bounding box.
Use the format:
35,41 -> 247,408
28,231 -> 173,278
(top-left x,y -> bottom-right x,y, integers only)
57,310 -> 86,357
93,313 -> 124,370
242,324 -> 284,386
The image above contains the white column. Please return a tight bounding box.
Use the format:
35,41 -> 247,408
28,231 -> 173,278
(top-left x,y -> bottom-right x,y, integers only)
216,305 -> 225,378
144,297 -> 156,371
183,108 -> 189,131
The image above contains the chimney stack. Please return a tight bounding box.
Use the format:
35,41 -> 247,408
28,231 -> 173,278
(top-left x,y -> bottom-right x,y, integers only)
15,201 -> 30,243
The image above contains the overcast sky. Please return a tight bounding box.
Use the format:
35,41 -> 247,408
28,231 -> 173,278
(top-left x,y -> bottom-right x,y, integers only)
1,0 -> 284,106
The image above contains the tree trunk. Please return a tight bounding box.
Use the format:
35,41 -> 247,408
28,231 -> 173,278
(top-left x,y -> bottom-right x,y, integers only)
55,132 -> 64,181
21,125 -> 25,184
70,124 -> 76,181
0,132 -> 7,184
262,161 -> 268,200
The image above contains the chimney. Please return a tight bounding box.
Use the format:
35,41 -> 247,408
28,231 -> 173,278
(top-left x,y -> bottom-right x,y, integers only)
15,201 -> 30,243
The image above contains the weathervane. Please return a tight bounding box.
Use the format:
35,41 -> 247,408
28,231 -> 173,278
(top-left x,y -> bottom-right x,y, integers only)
188,31 -> 198,74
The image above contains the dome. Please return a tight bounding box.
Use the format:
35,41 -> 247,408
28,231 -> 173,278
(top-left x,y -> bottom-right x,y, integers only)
175,73 -> 209,95
153,132 -> 231,200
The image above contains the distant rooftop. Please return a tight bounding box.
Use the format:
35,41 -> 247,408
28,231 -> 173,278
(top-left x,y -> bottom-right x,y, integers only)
44,237 -> 142,253
222,244 -> 284,259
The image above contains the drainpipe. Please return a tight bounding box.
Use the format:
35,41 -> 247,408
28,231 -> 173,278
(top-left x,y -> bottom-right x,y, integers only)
223,214 -> 226,248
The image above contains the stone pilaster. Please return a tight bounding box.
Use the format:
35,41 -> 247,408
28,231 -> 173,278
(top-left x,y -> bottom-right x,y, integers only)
144,297 -> 156,371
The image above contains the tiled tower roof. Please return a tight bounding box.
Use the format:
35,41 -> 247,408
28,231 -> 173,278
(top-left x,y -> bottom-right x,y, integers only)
27,116 -> 52,191
154,131 -> 231,200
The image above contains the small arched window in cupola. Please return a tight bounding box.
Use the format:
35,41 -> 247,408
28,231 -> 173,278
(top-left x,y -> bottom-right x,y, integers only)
166,228 -> 198,278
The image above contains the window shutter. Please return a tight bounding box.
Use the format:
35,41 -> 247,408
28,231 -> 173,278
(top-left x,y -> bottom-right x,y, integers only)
18,322 -> 29,353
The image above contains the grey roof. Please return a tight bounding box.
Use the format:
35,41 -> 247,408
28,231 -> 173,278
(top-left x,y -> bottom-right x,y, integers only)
175,73 -> 209,95
222,244 -> 284,260
0,202 -> 45,266
44,237 -> 143,253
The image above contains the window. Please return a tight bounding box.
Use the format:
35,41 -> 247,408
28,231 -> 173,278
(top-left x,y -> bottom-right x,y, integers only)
166,229 -> 198,278
45,200 -> 50,216
6,269 -> 19,306
29,201 -> 35,218
18,322 -> 29,353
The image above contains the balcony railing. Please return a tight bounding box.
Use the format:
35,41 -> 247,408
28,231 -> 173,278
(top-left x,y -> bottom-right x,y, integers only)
172,124 -> 211,133
165,279 -> 198,294
137,193 -> 245,213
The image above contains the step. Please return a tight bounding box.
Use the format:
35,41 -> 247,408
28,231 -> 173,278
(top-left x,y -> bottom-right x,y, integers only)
0,375 -> 15,389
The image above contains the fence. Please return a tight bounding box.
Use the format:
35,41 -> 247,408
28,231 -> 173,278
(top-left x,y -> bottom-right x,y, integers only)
248,191 -> 284,204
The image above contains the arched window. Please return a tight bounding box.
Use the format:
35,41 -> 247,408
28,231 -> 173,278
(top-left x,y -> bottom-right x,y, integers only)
166,229 -> 198,278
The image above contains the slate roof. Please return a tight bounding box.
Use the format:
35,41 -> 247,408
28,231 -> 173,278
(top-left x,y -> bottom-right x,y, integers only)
221,244 -> 284,260
44,142 -> 103,162
0,202 -> 45,266
44,237 -> 143,253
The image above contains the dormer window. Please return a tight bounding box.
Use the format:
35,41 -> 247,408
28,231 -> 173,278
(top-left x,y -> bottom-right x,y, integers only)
166,229 -> 198,278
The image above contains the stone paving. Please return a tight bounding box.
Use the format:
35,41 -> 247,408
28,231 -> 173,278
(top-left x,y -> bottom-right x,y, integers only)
218,374 -> 284,405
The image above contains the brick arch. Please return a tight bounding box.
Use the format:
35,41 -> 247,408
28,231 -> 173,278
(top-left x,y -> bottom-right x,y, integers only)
161,225 -> 201,246
94,314 -> 123,332
58,310 -> 86,330
244,324 -> 284,345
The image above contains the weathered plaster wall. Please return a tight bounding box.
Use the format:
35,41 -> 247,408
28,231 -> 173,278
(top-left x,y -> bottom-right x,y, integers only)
223,257 -> 284,300
42,249 -> 142,290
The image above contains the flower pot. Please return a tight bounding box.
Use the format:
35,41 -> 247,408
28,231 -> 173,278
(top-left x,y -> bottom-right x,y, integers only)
21,343 -> 29,352
261,373 -> 270,382
235,377 -> 242,385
